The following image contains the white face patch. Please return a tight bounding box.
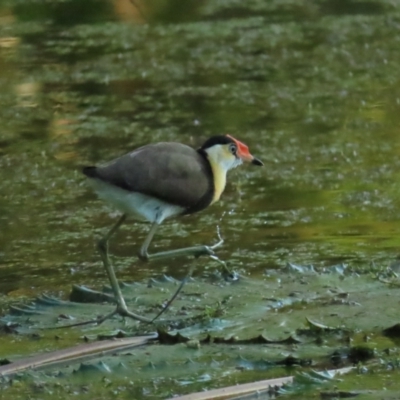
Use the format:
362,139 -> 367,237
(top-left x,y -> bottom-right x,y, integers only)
205,144 -> 240,173
231,158 -> 243,169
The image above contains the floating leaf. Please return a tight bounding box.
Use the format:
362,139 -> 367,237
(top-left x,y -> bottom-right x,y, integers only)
305,318 -> 341,332
285,263 -> 316,274
383,323 -> 400,338
157,329 -> 190,344
348,346 -> 375,363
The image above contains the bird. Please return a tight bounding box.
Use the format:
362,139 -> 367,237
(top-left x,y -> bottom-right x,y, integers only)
83,134 -> 263,323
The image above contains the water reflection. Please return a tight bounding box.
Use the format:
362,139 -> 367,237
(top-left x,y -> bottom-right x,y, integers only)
12,0 -> 115,25
10,0 -> 204,26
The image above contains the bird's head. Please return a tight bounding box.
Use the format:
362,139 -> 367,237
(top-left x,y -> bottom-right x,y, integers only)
200,134 -> 263,171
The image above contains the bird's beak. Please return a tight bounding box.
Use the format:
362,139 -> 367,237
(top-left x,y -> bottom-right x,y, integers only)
227,135 -> 264,166
251,157 -> 263,166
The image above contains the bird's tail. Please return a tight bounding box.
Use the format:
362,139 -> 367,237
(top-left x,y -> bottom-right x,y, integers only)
82,166 -> 98,178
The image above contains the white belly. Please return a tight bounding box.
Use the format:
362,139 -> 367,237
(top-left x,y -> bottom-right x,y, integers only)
88,179 -> 184,223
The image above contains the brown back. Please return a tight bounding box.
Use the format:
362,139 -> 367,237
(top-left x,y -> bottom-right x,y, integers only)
85,142 -> 214,214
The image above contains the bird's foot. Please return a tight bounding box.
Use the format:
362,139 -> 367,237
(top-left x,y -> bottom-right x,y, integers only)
138,249 -> 149,261
213,225 -> 224,247
209,254 -> 236,279
50,304 -> 152,329
47,309 -> 119,329
194,245 -> 215,258
115,304 -> 153,323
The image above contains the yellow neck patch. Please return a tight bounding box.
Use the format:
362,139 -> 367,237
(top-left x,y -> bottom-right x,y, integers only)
208,156 -> 228,204
204,144 -> 238,205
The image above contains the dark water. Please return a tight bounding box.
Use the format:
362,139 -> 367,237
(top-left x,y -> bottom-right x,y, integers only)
1,0 -> 400,299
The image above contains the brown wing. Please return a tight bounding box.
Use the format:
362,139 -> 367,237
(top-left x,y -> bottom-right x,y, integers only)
84,142 -> 214,213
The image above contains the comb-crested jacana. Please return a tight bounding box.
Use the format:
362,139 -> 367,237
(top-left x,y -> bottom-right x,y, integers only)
83,134 -> 263,323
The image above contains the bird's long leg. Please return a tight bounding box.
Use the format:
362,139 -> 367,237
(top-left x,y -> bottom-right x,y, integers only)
140,225 -> 231,321
54,225 -> 230,328
151,263 -> 196,322
98,214 -> 152,323
139,222 -> 224,261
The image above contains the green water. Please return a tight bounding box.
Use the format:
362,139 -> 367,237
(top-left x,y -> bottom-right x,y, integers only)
2,0 -> 400,397
2,0 -> 400,297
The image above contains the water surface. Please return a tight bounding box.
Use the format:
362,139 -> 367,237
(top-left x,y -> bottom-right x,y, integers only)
1,0 -> 400,299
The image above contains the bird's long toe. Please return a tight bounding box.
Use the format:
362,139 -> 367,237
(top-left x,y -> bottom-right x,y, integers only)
196,245 -> 215,257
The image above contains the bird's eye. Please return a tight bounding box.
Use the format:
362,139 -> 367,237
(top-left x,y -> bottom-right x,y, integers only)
229,143 -> 237,155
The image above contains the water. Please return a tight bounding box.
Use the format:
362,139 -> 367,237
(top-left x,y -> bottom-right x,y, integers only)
3,2 -> 400,399
1,0 -> 400,298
